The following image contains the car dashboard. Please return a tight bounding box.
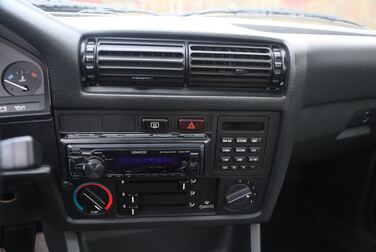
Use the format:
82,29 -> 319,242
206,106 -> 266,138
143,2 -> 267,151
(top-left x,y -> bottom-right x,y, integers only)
1,1 -> 376,251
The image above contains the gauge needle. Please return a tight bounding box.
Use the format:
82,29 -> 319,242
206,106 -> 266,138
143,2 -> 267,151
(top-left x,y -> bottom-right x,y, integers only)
3,79 -> 28,91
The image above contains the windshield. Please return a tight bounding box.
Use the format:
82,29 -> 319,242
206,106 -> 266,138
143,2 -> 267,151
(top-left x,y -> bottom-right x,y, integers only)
29,0 -> 376,29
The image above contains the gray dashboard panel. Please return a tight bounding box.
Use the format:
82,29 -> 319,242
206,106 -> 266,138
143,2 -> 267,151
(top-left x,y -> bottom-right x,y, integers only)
0,0 -> 376,229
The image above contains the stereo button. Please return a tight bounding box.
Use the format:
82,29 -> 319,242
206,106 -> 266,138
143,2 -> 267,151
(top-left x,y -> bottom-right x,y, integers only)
236,137 -> 247,143
231,165 -> 238,170
221,137 -> 234,143
220,156 -> 231,162
221,165 -> 229,170
250,147 -> 261,153
141,118 -> 169,131
234,156 -> 246,162
249,165 -> 258,170
240,165 -> 248,170
235,147 -> 247,153
250,137 -> 262,144
248,156 -> 259,162
221,147 -> 232,153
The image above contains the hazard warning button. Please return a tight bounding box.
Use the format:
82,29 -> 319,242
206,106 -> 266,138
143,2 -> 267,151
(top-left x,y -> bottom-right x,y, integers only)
178,118 -> 205,131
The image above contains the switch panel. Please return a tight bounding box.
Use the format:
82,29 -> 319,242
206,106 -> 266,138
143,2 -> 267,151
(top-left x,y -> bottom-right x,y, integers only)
215,116 -> 269,174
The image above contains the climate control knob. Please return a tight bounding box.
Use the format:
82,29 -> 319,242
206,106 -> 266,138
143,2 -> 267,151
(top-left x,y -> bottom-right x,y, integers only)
225,181 -> 256,211
73,183 -> 113,215
84,158 -> 105,179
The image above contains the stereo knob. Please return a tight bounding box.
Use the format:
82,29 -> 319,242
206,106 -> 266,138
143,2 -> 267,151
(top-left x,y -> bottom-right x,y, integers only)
73,183 -> 113,215
225,182 -> 255,211
84,158 -> 105,179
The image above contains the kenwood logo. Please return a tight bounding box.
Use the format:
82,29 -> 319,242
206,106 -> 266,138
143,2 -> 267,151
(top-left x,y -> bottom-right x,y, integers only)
131,150 -> 147,154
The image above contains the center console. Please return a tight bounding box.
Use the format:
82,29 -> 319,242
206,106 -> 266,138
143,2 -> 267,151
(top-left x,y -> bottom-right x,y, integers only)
57,111 -> 279,220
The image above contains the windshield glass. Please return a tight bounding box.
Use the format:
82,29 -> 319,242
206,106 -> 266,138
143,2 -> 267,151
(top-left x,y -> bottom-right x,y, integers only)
29,0 -> 376,29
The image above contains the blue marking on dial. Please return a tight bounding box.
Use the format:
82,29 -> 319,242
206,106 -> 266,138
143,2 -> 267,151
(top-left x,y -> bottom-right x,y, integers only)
7,74 -> 14,80
73,186 -> 84,212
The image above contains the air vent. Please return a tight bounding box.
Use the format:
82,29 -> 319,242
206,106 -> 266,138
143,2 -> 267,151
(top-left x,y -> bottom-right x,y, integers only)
82,39 -> 186,87
188,44 -> 286,90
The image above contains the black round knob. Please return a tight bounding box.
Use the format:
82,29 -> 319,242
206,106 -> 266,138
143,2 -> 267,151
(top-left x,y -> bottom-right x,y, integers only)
73,183 -> 113,215
225,183 -> 255,211
84,158 -> 105,179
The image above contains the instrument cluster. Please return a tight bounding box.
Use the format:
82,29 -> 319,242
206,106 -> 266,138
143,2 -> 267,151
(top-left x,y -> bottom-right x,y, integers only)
0,38 -> 48,118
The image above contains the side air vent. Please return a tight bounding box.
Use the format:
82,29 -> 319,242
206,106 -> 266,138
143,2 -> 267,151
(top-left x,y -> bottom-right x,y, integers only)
82,39 -> 186,87
188,44 -> 286,90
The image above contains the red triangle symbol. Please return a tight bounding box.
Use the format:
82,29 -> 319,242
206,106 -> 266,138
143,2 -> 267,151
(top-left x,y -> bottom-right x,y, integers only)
187,121 -> 197,130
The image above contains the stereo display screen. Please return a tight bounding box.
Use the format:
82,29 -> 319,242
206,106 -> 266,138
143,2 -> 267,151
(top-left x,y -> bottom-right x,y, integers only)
103,150 -> 190,174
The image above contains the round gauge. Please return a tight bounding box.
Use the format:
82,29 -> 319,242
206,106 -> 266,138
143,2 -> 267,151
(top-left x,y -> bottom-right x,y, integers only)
2,61 -> 43,96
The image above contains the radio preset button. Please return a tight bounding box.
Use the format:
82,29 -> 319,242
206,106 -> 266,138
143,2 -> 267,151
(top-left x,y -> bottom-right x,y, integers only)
240,165 -> 248,170
231,165 -> 238,170
235,147 -> 247,153
248,156 -> 260,162
250,147 -> 261,153
234,156 -> 246,162
221,147 -> 232,153
221,165 -> 229,170
220,156 -> 232,162
249,165 -> 258,170
221,137 -> 234,143
250,137 -> 262,144
236,137 -> 247,143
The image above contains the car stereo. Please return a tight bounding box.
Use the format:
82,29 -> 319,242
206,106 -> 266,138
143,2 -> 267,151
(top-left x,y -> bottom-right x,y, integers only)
67,144 -> 204,179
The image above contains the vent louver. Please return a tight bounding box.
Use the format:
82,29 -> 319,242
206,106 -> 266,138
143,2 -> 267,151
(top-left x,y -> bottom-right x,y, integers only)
188,44 -> 286,89
82,39 -> 186,87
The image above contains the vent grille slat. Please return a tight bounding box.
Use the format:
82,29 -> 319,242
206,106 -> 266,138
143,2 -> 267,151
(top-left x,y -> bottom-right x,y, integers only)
98,45 -> 185,54
83,39 -> 186,87
190,57 -> 272,63
97,56 -> 184,63
190,65 -> 272,71
188,43 -> 284,89
98,65 -> 184,71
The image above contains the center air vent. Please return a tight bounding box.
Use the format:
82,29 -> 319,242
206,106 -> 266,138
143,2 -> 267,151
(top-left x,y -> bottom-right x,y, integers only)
82,39 -> 186,87
188,44 -> 286,89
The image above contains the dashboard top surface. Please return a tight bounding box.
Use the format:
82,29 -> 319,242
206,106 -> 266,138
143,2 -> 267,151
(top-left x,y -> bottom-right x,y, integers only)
56,15 -> 376,37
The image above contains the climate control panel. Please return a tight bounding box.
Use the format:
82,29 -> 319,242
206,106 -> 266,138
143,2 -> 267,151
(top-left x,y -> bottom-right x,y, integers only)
68,177 -> 265,218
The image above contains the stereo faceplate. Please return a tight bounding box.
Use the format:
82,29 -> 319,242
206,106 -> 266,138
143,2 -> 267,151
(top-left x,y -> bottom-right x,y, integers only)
67,143 -> 206,180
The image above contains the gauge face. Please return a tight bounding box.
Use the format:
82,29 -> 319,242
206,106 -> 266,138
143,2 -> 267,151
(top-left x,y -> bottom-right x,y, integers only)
2,61 -> 43,96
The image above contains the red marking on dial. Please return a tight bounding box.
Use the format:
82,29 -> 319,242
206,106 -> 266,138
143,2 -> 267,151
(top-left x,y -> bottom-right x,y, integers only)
75,182 -> 113,211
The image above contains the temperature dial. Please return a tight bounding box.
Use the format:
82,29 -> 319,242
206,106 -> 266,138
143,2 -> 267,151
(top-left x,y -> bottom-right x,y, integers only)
2,61 -> 43,96
73,183 -> 113,215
